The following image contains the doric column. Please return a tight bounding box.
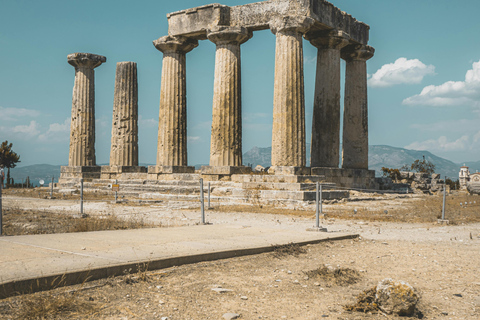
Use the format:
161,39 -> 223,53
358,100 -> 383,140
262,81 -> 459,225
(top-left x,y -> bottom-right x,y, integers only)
207,26 -> 251,167
153,36 -> 198,168
67,52 -> 106,167
270,16 -> 314,168
306,30 -> 349,168
341,45 -> 374,169
110,62 -> 138,167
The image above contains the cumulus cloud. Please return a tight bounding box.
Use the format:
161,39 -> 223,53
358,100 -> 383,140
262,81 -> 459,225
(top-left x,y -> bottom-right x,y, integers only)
0,106 -> 41,122
0,120 -> 41,140
38,118 -> 70,142
403,60 -> 480,107
368,57 -> 435,87
405,135 -> 472,152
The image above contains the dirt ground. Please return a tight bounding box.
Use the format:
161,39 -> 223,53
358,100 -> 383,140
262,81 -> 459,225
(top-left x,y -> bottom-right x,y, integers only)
0,191 -> 480,319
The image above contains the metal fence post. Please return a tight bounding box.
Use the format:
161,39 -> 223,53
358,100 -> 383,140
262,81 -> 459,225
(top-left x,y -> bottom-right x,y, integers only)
320,183 -> 323,217
315,182 -> 319,228
200,178 -> 205,224
115,179 -> 118,203
80,178 -> 84,217
208,182 -> 211,209
442,179 -> 446,220
0,182 -> 3,236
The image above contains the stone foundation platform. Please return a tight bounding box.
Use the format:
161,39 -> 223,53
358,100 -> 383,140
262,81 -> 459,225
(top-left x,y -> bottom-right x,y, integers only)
58,167 -> 377,206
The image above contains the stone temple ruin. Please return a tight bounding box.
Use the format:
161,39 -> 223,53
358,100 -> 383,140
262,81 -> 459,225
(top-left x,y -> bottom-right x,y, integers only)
59,0 -> 376,203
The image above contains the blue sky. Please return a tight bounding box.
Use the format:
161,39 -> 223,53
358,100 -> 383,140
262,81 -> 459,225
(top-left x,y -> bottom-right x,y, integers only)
1,0 -> 480,166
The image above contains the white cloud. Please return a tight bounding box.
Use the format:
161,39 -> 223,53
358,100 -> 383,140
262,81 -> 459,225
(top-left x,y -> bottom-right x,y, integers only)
0,120 -> 41,140
405,135 -> 471,152
38,118 -> 70,142
369,57 -> 435,87
403,60 -> 480,107
0,106 -> 41,122
139,115 -> 157,128
187,136 -> 201,142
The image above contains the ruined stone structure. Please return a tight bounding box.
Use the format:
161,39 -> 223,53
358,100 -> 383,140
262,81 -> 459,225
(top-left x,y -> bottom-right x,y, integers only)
61,53 -> 106,181
159,0 -> 374,181
60,0 -> 377,196
101,62 -> 146,180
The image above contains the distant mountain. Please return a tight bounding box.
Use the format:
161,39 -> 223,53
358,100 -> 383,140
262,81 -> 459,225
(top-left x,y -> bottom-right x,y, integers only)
368,145 -> 461,178
7,146 -> 478,183
243,145 -> 477,179
7,164 -> 62,186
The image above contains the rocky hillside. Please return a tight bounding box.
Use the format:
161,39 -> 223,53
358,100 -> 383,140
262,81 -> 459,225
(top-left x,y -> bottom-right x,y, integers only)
243,145 -> 478,179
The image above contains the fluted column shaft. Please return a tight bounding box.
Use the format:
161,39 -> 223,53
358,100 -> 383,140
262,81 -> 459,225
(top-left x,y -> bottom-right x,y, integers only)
341,45 -> 374,169
67,53 -> 106,167
110,62 -> 138,166
154,36 -> 198,167
208,27 -> 251,167
307,31 -> 349,168
270,17 -> 313,168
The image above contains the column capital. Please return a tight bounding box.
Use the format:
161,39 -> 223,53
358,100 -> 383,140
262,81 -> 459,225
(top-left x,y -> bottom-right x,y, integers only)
305,30 -> 350,50
207,26 -> 252,45
153,35 -> 198,54
270,16 -> 315,35
67,53 -> 106,69
341,44 -> 375,62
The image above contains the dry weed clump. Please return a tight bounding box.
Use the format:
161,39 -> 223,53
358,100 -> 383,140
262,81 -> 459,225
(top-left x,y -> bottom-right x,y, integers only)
2,208 -> 156,236
272,243 -> 307,258
305,265 -> 361,286
9,292 -> 98,320
344,287 -> 379,313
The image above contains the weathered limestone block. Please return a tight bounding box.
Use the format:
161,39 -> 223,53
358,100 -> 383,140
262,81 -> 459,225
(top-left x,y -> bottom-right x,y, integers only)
167,0 -> 370,45
110,62 -> 138,166
375,279 -> 419,316
270,16 -> 314,169
306,30 -> 349,168
153,36 -> 198,167
341,45 -> 374,169
67,52 -> 106,167
208,26 -> 251,167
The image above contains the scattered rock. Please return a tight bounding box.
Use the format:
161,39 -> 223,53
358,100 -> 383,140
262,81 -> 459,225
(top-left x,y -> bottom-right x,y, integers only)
241,296 -> 248,300
223,313 -> 240,320
375,279 -> 419,316
212,288 -> 233,294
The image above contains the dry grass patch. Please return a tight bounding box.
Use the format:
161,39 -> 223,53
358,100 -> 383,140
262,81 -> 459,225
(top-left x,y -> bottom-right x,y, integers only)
272,243 -> 307,258
1,207 -> 156,236
305,265 -> 361,286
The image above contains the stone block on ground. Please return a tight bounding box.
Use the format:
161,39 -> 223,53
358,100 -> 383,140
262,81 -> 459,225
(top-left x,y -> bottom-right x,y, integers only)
375,278 -> 419,316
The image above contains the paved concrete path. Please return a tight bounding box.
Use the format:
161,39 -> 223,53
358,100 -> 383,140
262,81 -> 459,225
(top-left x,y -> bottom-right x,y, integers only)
0,225 -> 356,298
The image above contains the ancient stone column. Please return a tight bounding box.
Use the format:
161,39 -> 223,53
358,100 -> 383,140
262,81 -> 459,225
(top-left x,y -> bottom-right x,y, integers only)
270,16 -> 314,169
207,27 -> 251,167
306,30 -> 349,168
67,52 -> 106,167
153,36 -> 198,169
110,62 -> 138,167
341,45 -> 374,169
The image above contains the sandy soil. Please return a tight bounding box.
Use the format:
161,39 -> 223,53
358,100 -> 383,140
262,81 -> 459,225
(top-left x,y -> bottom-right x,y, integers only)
1,193 -> 480,319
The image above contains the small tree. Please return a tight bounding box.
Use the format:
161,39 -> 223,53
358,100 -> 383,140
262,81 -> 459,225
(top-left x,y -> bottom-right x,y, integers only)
0,140 -> 21,185
410,158 -> 435,175
381,167 -> 401,181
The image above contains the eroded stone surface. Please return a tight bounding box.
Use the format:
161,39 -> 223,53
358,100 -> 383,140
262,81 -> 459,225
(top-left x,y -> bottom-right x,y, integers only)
110,62 -> 138,167
67,52 -> 106,167
375,278 -> 419,316
208,27 -> 251,167
154,36 -> 198,167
